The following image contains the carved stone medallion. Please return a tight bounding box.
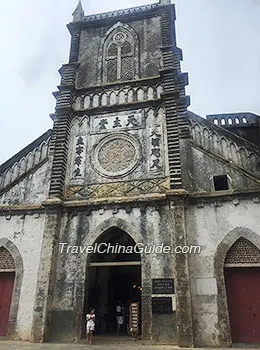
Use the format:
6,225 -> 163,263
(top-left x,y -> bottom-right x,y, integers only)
92,133 -> 140,178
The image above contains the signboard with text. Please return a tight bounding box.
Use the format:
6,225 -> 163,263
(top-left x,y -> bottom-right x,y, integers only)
152,278 -> 175,294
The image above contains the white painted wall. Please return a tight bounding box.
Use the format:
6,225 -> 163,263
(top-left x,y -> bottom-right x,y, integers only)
186,198 -> 260,345
0,214 -> 46,340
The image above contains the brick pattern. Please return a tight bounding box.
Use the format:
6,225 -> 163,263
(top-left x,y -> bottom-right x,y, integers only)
0,247 -> 15,270
49,115 -> 72,198
225,238 -> 260,264
60,64 -> 77,87
49,62 -> 79,197
160,6 -> 189,189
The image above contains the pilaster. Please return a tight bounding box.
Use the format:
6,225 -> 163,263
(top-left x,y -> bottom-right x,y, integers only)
31,205 -> 62,342
49,61 -> 79,199
170,199 -> 194,347
159,4 -> 190,189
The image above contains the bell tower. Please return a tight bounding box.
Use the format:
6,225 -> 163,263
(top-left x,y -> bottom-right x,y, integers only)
47,0 -> 189,202
32,1 -> 193,346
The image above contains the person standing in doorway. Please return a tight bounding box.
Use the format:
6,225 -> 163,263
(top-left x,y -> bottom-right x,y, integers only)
86,308 -> 95,345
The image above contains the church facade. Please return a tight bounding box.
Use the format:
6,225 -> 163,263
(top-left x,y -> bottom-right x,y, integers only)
0,0 -> 260,347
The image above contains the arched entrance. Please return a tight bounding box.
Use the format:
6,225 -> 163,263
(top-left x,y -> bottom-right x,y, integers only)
224,237 -> 260,343
0,247 -> 15,336
84,227 -> 141,336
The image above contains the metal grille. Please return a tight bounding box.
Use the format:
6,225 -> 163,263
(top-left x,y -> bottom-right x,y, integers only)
107,59 -> 117,82
225,238 -> 260,264
121,41 -> 131,55
0,247 -> 15,270
121,56 -> 134,80
107,43 -> 117,57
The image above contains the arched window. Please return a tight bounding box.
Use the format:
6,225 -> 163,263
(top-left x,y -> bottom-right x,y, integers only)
102,24 -> 138,84
213,119 -> 218,125
105,32 -> 134,82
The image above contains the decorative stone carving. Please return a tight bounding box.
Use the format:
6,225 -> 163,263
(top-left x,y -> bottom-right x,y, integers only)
71,135 -> 86,180
98,139 -> 135,172
91,110 -> 144,134
92,133 -> 141,178
65,177 -> 170,199
149,126 -> 164,174
74,84 -> 163,110
69,116 -> 89,185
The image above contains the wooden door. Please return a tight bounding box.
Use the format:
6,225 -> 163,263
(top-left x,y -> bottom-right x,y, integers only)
225,267 -> 260,343
0,272 -> 15,336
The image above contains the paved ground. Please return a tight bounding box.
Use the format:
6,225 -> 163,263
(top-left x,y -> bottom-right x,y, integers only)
0,339 -> 258,350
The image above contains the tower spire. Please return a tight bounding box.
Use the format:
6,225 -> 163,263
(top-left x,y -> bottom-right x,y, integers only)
159,0 -> 171,4
72,0 -> 85,22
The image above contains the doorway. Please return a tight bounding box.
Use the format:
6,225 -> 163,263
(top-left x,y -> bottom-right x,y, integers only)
84,227 -> 142,336
0,272 -> 15,336
225,267 -> 260,343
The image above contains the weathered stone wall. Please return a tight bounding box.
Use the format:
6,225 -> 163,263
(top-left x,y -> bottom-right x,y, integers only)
46,204 -> 177,343
187,115 -> 260,193
76,16 -> 162,89
0,213 -> 46,340
64,107 -> 169,200
0,160 -> 52,205
188,146 -> 260,192
186,198 -> 260,346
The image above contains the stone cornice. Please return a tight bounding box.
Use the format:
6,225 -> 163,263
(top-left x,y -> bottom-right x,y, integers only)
73,99 -> 162,116
74,76 -> 162,94
0,187 -> 259,214
186,188 -> 260,205
67,3 -> 175,33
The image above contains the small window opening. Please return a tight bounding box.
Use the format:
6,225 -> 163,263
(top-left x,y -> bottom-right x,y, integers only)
228,118 -> 232,125
242,117 -> 247,124
221,119 -> 225,125
213,175 -> 229,191
214,119 -> 218,125
235,117 -> 239,124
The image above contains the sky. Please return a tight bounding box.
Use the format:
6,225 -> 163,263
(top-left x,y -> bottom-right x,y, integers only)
0,0 -> 260,164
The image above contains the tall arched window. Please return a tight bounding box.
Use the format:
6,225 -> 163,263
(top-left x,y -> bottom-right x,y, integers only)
106,32 -> 134,82
101,24 -> 138,84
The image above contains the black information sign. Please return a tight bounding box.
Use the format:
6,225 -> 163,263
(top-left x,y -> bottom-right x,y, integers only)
152,278 -> 175,294
152,297 -> 172,314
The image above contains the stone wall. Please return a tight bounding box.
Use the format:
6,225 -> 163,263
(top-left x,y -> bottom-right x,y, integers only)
189,146 -> 259,192
76,16 -> 162,89
186,198 -> 260,346
64,107 -> 169,201
0,213 -> 46,340
46,203 -> 177,344
0,161 -> 52,205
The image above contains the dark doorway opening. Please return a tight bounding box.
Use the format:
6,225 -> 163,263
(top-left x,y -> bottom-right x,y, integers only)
84,227 -> 142,336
